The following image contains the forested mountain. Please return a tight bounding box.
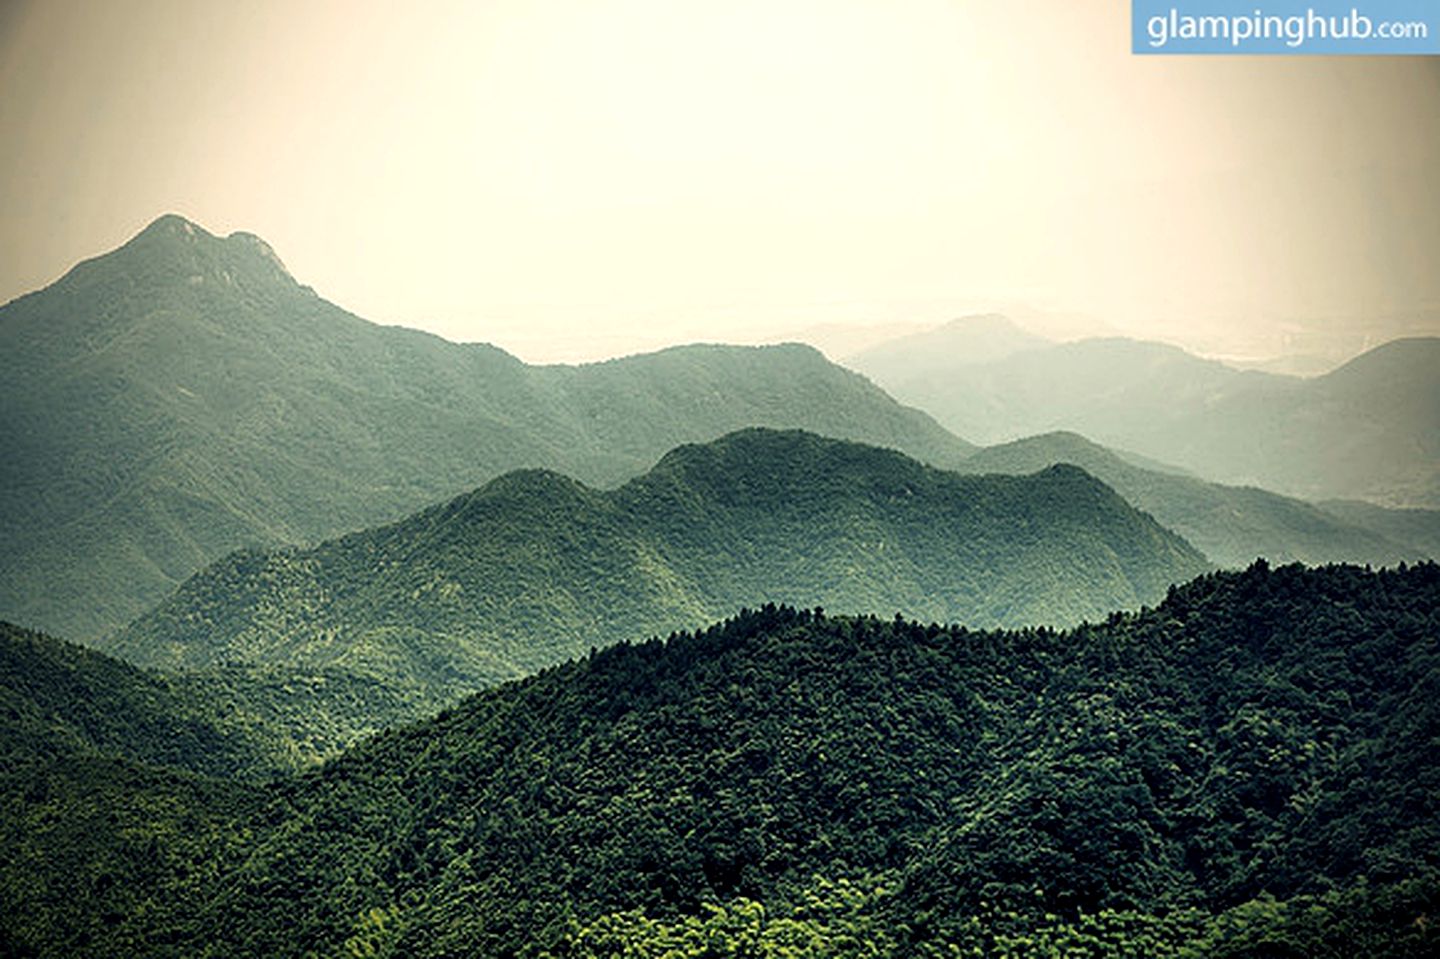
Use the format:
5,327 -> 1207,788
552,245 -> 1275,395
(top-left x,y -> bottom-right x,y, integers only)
4,562 -> 1436,957
105,429 -> 1207,724
0,621 -> 419,780
0,621 -> 274,780
0,215 -> 969,641
960,431 -> 1424,567
854,332 -> 1440,507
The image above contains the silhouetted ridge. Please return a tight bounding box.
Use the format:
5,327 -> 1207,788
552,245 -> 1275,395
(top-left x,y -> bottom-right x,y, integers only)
133,211 -> 209,240
1323,335 -> 1439,377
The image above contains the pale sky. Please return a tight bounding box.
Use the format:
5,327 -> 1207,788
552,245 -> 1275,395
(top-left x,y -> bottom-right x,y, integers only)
1,0 -> 1437,363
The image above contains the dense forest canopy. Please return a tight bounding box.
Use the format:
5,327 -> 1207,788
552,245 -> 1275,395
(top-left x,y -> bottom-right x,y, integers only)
2,561 -> 1436,957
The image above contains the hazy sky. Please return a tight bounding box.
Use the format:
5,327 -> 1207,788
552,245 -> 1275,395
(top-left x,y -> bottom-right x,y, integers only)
1,0 -> 1437,362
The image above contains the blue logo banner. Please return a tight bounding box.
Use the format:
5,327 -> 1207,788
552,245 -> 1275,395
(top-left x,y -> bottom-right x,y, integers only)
1133,0 -> 1439,54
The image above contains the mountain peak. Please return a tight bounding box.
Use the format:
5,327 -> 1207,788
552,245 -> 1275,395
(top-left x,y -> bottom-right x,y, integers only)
95,213 -> 297,291
989,431 -> 1114,460
847,313 -> 1051,373
136,212 -> 210,240
645,428 -> 911,487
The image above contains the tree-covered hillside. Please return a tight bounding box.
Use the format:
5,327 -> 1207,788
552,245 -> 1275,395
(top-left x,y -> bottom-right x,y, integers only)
961,431 -> 1424,567
0,746 -> 262,959
106,429 -> 1208,724
0,621 -> 272,780
0,622 -> 422,780
0,215 -> 969,640
4,562 -> 1435,957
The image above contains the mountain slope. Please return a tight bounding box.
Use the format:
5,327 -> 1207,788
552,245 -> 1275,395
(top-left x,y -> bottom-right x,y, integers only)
0,621 -> 272,779
853,329 -> 1440,507
10,562 -> 1435,957
1153,337 -> 1440,505
1318,498 -> 1440,560
961,431 -> 1424,567
106,429 -> 1208,717
0,215 -> 970,640
0,621 -> 422,780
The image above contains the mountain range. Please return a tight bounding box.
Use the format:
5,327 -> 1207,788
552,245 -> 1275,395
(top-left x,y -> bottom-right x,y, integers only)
91,426 -> 1437,755
1317,498 -> 1440,560
0,215 -> 969,640
847,323 -> 1236,447
9,220 -> 1432,647
849,316 -> 1440,507
102,428 -> 1209,725
4,562 -> 1436,957
4,215 -> 1438,958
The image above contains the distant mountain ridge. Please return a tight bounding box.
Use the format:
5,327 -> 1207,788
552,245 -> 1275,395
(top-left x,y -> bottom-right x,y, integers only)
1155,337 -> 1440,505
851,323 -> 1439,507
0,215 -> 970,639
1318,498 -> 1440,560
960,431 -> 1426,568
844,313 -> 1051,381
104,429 -> 1208,722
852,332 -> 1255,446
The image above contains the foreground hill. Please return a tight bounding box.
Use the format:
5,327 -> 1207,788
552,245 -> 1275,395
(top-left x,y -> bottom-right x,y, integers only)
961,431 -> 1423,568
854,331 -> 1440,507
5,562 -> 1436,957
0,215 -> 969,639
105,429 -> 1207,720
